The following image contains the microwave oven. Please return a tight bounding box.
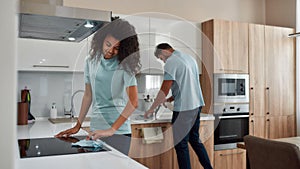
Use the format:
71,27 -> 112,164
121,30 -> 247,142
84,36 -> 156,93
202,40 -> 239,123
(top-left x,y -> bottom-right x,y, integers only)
213,74 -> 249,103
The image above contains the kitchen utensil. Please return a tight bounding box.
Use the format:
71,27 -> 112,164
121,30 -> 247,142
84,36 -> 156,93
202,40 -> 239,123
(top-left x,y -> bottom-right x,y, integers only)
17,102 -> 28,125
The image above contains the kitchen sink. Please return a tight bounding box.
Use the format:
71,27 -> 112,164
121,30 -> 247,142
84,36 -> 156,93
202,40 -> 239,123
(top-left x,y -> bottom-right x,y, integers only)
48,117 -> 90,124
131,114 -> 155,123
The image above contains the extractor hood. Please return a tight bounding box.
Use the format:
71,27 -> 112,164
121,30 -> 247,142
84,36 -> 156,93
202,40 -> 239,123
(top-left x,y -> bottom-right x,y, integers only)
19,0 -> 112,42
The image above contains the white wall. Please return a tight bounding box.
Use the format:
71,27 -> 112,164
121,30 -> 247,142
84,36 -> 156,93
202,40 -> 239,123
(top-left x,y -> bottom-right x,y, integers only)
64,0 -> 266,24
265,0 -> 296,28
0,0 -> 17,168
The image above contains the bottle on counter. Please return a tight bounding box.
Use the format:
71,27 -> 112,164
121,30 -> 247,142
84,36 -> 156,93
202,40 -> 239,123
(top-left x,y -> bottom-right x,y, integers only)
21,86 -> 35,123
50,102 -> 57,119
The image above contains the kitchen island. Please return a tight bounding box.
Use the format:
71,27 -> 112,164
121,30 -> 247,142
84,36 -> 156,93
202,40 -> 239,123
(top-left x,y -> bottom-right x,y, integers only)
16,119 -> 148,169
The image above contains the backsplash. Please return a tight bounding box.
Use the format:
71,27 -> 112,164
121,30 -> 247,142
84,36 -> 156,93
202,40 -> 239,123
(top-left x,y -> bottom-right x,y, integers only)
17,72 -> 164,118
17,71 -> 87,118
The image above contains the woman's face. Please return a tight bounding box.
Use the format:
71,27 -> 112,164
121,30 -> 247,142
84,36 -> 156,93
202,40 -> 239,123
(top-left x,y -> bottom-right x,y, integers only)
102,34 -> 120,59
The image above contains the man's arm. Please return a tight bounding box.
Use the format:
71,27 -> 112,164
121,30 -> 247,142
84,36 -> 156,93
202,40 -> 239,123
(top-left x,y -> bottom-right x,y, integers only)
144,80 -> 173,118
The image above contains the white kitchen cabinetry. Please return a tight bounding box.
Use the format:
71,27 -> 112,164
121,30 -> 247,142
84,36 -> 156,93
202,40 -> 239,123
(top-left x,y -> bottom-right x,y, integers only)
149,17 -> 201,49
116,14 -> 157,74
18,38 -> 88,72
117,14 -> 202,74
116,14 -> 150,46
150,17 -> 202,73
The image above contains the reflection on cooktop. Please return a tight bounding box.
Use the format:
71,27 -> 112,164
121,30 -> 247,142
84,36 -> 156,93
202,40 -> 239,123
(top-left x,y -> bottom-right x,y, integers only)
18,136 -> 111,158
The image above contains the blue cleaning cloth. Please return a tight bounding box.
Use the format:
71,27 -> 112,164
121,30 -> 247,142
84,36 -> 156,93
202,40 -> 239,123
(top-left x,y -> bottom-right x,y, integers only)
71,139 -> 104,148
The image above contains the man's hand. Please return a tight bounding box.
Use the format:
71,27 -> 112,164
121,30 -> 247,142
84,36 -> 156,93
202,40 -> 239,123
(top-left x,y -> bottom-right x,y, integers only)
144,109 -> 155,119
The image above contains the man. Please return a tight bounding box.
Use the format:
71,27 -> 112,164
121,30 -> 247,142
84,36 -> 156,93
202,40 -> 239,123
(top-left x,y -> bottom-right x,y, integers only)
144,43 -> 213,169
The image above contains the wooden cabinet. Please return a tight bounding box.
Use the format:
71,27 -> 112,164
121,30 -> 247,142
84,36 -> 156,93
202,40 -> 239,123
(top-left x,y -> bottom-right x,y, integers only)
17,38 -> 88,72
214,149 -> 246,169
173,120 -> 214,169
249,116 -> 266,138
264,26 -> 295,117
201,19 -> 248,74
249,24 -> 296,139
200,19 -> 248,114
129,122 -> 174,169
201,20 -> 296,169
130,120 -> 214,169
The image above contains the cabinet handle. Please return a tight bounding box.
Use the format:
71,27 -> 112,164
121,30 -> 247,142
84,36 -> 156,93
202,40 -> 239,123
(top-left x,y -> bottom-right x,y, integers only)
250,119 -> 254,135
250,87 -> 255,116
220,151 -> 244,156
266,119 -> 270,139
134,126 -> 167,130
218,69 -> 243,72
33,65 -> 69,68
266,87 -> 270,115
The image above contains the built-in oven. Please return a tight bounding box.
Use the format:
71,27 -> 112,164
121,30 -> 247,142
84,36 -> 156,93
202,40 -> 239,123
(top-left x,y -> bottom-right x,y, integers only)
214,74 -> 249,103
214,103 -> 249,150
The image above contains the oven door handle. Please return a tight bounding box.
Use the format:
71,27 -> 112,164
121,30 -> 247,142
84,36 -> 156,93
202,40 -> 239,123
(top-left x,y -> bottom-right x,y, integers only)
218,115 -> 249,119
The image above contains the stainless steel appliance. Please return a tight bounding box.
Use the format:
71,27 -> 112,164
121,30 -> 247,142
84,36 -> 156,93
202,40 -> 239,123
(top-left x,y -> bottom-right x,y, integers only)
214,103 -> 249,150
19,0 -> 111,42
214,74 -> 249,103
18,136 -> 111,158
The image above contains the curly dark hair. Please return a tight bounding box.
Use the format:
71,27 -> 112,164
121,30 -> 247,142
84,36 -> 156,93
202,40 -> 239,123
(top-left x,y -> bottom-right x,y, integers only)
89,18 -> 141,75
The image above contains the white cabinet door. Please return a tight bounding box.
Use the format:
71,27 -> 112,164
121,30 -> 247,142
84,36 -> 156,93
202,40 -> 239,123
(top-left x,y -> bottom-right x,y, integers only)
150,17 -> 201,48
138,45 -> 164,74
116,14 -> 153,74
148,45 -> 164,74
18,38 -> 88,72
139,45 -> 151,73
113,14 -> 201,74
149,17 -> 201,74
116,14 -> 150,46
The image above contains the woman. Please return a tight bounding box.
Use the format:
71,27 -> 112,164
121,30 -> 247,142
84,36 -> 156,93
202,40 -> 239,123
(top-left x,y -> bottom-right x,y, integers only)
56,19 -> 141,155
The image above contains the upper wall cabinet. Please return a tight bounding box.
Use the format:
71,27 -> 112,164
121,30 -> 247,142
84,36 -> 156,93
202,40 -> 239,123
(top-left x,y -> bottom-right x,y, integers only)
18,38 -> 88,72
149,17 -> 201,49
202,19 -> 249,74
115,14 -> 150,46
149,17 -> 202,74
117,14 -> 202,74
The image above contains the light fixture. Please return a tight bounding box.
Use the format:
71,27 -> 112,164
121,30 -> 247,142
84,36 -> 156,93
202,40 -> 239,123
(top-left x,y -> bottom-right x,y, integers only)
288,32 -> 300,38
84,20 -> 94,28
68,37 -> 76,41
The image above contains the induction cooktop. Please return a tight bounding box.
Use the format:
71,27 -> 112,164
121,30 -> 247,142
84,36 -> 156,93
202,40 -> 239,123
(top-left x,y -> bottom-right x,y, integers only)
18,136 -> 111,158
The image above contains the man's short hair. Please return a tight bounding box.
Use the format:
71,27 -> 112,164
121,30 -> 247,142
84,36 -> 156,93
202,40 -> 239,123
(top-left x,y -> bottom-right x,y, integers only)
154,43 -> 173,57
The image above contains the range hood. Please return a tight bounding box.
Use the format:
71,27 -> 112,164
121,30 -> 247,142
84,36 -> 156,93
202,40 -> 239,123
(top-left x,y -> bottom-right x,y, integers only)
19,0 -> 111,42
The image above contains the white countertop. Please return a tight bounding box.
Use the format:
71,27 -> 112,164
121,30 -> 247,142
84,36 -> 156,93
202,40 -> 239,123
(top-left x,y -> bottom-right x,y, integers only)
16,119 -> 148,169
130,112 -> 215,124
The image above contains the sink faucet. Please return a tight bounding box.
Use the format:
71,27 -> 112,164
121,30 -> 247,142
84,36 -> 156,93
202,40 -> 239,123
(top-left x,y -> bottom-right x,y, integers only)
65,90 -> 84,118
153,105 -> 161,120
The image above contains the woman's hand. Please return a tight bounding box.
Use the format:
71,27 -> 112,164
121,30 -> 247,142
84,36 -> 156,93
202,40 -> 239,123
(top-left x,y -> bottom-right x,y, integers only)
87,128 -> 116,140
55,121 -> 81,137
56,136 -> 79,143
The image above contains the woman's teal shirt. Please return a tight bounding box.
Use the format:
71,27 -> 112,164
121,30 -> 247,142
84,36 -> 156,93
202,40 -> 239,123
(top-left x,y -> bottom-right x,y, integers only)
84,55 -> 137,134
